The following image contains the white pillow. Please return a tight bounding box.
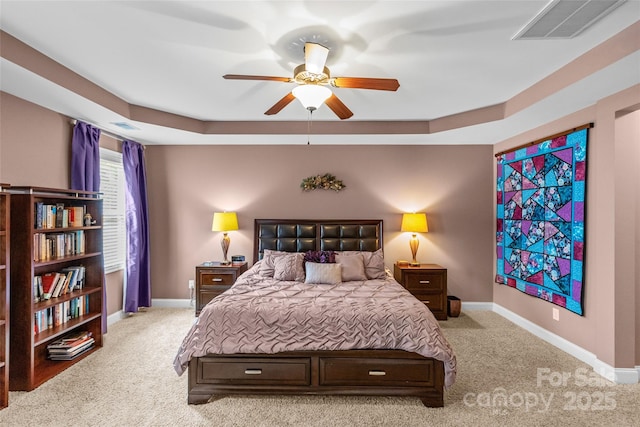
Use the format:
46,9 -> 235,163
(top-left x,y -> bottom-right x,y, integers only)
335,249 -> 386,279
336,253 -> 367,282
304,262 -> 342,285
273,253 -> 305,281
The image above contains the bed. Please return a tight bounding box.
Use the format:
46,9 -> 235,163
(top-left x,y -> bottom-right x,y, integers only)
174,219 -> 456,407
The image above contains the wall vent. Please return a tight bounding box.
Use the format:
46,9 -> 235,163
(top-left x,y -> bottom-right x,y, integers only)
513,0 -> 627,39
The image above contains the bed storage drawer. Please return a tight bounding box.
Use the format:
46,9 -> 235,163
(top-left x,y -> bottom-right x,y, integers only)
197,357 -> 311,386
319,357 -> 437,387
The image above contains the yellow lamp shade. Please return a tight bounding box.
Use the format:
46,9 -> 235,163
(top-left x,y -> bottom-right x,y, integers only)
401,213 -> 428,233
212,212 -> 238,232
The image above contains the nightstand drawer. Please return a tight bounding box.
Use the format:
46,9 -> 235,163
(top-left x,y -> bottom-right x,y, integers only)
200,272 -> 235,287
319,358 -> 436,386
394,263 -> 447,320
198,289 -> 229,311
413,293 -> 444,312
404,272 -> 444,291
195,263 -> 248,316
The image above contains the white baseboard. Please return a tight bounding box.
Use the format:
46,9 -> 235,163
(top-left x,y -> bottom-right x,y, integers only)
151,298 -> 192,308
493,303 -> 639,385
107,310 -> 126,326
461,301 -> 493,311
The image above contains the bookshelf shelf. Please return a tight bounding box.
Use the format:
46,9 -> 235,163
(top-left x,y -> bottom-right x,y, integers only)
33,313 -> 102,346
9,187 -> 104,391
0,184 -> 9,408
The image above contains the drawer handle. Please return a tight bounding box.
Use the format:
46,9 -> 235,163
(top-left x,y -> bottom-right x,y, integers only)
368,370 -> 386,376
244,369 -> 262,375
211,278 -> 223,282
424,301 -> 430,304
419,280 -> 430,284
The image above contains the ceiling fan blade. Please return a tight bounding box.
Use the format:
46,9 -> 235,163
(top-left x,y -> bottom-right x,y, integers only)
331,77 -> 400,91
223,74 -> 292,82
324,94 -> 354,120
264,92 -> 296,115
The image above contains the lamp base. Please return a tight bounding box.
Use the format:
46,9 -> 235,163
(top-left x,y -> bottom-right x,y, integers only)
409,234 -> 421,267
221,233 -> 231,265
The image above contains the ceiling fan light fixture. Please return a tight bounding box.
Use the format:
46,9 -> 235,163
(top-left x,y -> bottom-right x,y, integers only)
304,42 -> 329,74
292,85 -> 332,111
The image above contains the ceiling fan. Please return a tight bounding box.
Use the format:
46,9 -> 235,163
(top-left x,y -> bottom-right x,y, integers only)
223,42 -> 400,120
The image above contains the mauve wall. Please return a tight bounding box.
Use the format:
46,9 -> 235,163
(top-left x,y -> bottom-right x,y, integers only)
616,109 -> 640,366
493,85 -> 639,369
144,144 -> 494,302
0,92 -> 124,316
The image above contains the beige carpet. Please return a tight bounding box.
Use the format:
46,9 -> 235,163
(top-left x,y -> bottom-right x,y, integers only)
1,307 -> 638,427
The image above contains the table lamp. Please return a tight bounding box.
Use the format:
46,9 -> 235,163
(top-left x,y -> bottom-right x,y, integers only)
401,213 -> 428,266
212,212 -> 238,265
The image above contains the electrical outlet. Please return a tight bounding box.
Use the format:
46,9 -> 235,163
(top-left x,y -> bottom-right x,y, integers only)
552,308 -> 559,321
188,279 -> 195,289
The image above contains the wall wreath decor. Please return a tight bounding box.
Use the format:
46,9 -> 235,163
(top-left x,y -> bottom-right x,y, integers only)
300,173 -> 345,192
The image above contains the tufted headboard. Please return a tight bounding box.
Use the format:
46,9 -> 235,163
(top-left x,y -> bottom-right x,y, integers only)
253,219 -> 383,263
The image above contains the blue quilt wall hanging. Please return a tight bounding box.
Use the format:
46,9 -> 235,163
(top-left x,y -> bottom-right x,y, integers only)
495,127 -> 589,315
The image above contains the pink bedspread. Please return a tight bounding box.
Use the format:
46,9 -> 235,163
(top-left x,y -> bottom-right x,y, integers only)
174,263 -> 457,388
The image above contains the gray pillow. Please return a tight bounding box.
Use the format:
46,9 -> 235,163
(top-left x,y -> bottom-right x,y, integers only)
336,253 -> 367,282
335,249 -> 386,279
304,262 -> 342,285
273,253 -> 305,281
259,249 -> 291,278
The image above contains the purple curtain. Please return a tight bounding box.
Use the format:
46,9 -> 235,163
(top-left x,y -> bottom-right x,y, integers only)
122,140 -> 151,312
71,121 -> 107,333
71,121 -> 101,191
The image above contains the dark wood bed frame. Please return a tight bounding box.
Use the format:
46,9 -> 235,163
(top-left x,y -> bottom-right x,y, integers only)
187,219 -> 445,407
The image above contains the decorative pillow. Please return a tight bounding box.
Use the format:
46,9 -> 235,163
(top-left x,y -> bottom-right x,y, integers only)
336,253 -> 367,282
273,253 -> 305,281
304,262 -> 342,285
260,249 -> 295,278
335,249 -> 386,279
303,250 -> 336,264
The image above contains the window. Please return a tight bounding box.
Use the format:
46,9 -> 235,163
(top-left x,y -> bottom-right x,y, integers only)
100,147 -> 126,273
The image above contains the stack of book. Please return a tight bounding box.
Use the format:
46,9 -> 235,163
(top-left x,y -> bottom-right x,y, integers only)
47,330 -> 94,361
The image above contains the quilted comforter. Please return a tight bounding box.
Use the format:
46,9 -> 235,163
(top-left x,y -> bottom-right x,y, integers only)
173,262 -> 457,388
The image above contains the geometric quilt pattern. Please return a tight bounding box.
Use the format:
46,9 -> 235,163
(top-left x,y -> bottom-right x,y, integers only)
496,128 -> 588,315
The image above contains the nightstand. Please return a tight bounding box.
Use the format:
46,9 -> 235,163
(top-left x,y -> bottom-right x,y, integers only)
195,262 -> 248,316
394,263 -> 448,320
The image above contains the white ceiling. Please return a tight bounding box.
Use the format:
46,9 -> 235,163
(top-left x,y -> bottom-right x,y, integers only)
1,0 -> 639,145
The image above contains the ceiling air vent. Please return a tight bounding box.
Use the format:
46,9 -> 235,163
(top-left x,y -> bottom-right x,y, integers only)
513,0 -> 627,39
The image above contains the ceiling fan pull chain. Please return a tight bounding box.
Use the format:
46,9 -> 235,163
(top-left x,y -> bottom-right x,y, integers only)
307,109 -> 312,145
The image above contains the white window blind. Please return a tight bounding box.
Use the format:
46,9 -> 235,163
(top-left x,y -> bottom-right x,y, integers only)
100,148 -> 126,273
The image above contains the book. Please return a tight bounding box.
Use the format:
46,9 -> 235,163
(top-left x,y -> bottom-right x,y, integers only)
55,203 -> 64,228
50,273 -> 66,298
35,202 -> 44,229
48,342 -> 94,360
41,273 -> 58,299
70,206 -> 84,227
48,331 -> 95,360
47,330 -> 92,349
60,266 -> 81,292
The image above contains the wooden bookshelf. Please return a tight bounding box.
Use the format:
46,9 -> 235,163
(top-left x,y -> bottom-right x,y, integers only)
0,184 -> 9,408
9,187 -> 104,391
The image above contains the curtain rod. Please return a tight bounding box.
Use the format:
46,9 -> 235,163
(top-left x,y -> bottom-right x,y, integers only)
494,123 -> 593,158
70,119 -> 144,148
